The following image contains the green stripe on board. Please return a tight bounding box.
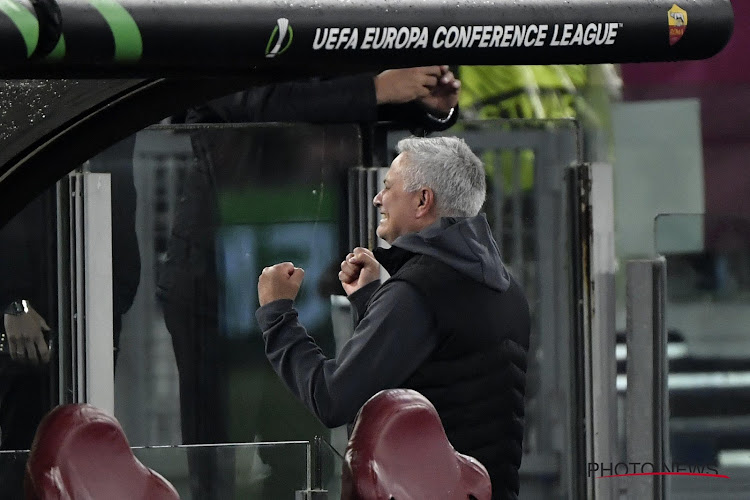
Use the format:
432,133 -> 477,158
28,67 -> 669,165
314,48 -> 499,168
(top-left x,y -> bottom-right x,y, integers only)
0,0 -> 39,58
88,0 -> 142,61
45,33 -> 66,60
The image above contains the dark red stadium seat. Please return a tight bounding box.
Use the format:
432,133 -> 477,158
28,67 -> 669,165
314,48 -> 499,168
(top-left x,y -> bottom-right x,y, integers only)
341,389 -> 492,500
24,404 -> 180,500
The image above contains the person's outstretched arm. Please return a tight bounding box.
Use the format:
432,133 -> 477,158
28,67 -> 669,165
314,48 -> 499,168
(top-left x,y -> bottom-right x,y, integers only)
187,66 -> 459,129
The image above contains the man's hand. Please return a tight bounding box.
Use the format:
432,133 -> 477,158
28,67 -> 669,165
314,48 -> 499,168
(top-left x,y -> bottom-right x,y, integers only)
258,262 -> 305,307
338,247 -> 381,296
4,305 -> 51,366
374,66 -> 460,116
375,66 -> 444,105
420,66 -> 461,116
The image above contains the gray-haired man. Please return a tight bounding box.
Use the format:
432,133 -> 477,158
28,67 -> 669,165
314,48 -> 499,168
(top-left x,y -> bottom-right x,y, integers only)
256,136 -> 530,500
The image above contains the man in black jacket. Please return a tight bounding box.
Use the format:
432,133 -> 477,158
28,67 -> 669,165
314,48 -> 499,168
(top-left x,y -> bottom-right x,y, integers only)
257,136 -> 530,500
157,67 -> 460,498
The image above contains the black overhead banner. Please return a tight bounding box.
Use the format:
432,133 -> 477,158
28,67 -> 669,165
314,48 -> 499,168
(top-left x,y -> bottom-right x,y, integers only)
0,0 -> 734,77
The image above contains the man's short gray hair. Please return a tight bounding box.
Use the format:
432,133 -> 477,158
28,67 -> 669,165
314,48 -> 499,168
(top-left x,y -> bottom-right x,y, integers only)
396,136 -> 486,217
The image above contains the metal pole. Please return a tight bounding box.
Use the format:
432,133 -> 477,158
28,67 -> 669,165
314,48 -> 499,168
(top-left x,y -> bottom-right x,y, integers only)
625,258 -> 669,500
590,163 -> 618,500
314,436 -> 323,490
82,172 -> 115,413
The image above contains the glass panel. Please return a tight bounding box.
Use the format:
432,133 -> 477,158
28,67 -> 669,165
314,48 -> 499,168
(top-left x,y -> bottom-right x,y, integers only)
317,436 -> 346,499
102,123 -> 360,498
0,80 -> 142,167
0,441 -> 310,499
655,213 -> 750,498
0,450 -> 32,498
0,187 -> 59,499
134,441 -> 310,499
389,119 -> 582,499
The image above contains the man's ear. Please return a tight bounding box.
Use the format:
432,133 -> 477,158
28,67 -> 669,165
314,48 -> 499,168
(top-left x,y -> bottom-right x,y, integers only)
416,188 -> 435,218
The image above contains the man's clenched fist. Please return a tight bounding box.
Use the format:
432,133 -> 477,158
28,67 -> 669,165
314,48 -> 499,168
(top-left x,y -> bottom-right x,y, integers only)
338,247 -> 381,296
258,262 -> 305,306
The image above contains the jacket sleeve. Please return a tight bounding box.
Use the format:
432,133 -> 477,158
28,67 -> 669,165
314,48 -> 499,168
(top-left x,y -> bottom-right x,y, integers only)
0,191 -> 56,321
346,279 -> 381,325
256,280 -> 437,428
188,74 -> 379,124
186,73 -> 458,131
377,102 -> 460,133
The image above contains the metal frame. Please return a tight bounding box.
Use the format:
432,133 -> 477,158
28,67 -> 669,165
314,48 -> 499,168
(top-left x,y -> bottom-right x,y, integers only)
348,166 -> 381,251
56,175 -> 73,404
625,258 -> 670,500
567,163 -> 592,500
82,173 -> 115,411
63,171 -> 115,413
589,163 -> 619,499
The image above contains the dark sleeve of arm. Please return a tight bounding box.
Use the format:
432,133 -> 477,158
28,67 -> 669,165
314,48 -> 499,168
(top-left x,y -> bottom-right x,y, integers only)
194,74 -> 379,124
346,279 -> 381,325
186,73 -> 458,133
0,197 -> 49,311
377,102 -> 460,133
256,281 -> 436,428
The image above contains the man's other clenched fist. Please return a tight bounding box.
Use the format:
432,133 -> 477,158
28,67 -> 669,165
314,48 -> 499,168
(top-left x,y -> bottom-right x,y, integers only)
258,262 -> 305,306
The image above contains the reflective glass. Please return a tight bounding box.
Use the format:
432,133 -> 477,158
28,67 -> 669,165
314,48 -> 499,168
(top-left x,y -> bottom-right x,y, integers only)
317,436 -> 346,499
134,441 -> 310,499
111,123 -> 360,499
0,80 -> 142,167
0,450 -> 32,498
0,441 -> 310,499
0,186 -> 59,499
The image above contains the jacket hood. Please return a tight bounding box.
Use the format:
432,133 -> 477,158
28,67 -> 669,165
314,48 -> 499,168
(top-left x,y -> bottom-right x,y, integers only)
390,214 -> 510,292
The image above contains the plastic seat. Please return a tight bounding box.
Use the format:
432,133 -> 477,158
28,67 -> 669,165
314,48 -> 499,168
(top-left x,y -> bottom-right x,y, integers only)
24,404 -> 180,500
341,389 -> 491,500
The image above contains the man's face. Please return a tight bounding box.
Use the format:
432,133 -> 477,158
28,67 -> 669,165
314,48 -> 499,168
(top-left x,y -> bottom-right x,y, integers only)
372,154 -> 422,244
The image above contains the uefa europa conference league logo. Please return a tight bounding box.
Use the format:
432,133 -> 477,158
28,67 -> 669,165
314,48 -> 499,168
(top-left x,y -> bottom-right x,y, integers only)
266,18 -> 294,58
264,5 -> 689,58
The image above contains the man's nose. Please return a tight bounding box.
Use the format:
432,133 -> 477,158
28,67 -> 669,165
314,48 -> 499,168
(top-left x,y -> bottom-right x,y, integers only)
373,190 -> 382,207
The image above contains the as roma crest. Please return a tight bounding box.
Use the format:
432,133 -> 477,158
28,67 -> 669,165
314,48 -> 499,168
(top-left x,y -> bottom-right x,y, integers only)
668,4 -> 687,46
